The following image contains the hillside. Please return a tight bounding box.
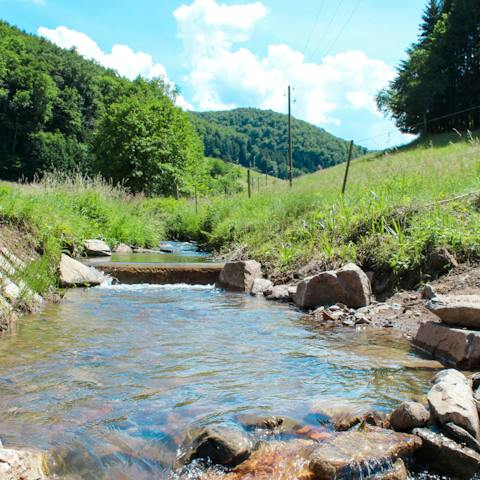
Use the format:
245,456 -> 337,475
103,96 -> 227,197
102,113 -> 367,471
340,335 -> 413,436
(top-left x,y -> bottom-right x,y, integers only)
190,108 -> 367,179
164,130 -> 480,289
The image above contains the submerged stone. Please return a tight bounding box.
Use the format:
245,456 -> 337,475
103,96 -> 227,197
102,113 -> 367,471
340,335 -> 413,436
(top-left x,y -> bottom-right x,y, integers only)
308,429 -> 421,480
0,447 -> 48,480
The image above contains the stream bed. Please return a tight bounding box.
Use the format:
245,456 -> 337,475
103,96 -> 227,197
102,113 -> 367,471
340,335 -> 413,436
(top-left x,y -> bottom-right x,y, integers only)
0,281 -> 440,478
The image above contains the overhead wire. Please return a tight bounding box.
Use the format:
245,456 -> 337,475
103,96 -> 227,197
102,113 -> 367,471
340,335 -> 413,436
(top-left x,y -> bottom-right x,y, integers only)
303,0 -> 326,57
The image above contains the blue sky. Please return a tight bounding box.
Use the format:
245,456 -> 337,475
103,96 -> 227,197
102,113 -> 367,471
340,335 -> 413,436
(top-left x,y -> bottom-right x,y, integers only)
1,0 -> 426,148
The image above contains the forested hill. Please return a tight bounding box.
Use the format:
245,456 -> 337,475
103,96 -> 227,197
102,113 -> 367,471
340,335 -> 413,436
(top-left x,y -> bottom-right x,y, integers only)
190,109 -> 367,178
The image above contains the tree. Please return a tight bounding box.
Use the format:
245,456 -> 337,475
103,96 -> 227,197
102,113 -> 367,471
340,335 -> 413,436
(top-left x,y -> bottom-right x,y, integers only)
94,81 -> 203,196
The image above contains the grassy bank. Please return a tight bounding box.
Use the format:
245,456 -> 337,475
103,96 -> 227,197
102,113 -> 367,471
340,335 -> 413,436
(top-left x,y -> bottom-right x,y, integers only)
0,173 -> 164,294
164,131 -> 480,284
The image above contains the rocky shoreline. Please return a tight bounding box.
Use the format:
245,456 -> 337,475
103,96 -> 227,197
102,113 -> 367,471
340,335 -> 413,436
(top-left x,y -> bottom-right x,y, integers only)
3,237 -> 480,478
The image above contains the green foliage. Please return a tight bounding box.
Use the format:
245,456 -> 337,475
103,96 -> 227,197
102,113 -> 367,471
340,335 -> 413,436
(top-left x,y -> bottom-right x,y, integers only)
378,0 -> 480,134
0,21 -> 204,197
190,108 -> 367,179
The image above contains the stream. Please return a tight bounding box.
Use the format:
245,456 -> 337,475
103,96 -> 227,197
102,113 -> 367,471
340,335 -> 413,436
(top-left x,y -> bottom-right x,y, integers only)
0,246 -> 441,479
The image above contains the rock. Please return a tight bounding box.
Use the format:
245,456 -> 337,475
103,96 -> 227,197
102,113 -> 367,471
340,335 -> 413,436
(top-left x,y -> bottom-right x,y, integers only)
428,247 -> 458,274
471,372 -> 480,391
309,429 -> 421,480
413,427 -> 480,478
296,260 -> 324,279
159,243 -> 175,253
84,239 -> 111,257
237,414 -> 301,435
334,410 -> 388,432
181,426 -> 252,468
0,447 -> 48,480
421,283 -> 437,300
295,263 -> 371,309
288,285 -> 297,300
414,321 -> 480,368
59,254 -> 106,288
390,402 -> 430,432
428,369 -> 480,439
114,243 -> 133,254
265,284 -> 290,302
0,254 -> 16,276
216,261 -> 263,292
250,279 -> 273,296
426,295 -> 480,328
2,280 -> 20,303
0,248 -> 26,270
368,459 -> 408,480
442,422 -> 480,453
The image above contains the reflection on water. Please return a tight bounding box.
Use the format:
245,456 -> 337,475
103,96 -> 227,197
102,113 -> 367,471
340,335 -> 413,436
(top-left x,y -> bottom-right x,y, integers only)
0,284 -> 438,478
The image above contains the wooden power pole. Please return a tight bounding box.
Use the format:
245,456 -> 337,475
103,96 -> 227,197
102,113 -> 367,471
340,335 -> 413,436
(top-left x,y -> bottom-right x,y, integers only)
341,140 -> 354,196
288,85 -> 293,187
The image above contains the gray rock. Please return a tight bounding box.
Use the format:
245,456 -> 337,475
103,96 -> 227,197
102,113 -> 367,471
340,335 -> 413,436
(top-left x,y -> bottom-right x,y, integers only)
295,263 -> 372,309
421,283 -> 437,300
216,261 -> 262,292
442,422 -> 480,453
390,402 -> 430,432
84,239 -> 111,257
428,369 -> 480,439
414,321 -> 480,369
427,295 -> 480,328
181,426 -> 252,468
413,427 -> 480,478
428,247 -> 458,273
265,284 -> 290,302
59,254 -> 106,288
236,414 -> 301,435
250,278 -> 273,296
2,281 -> 20,303
114,243 -> 133,254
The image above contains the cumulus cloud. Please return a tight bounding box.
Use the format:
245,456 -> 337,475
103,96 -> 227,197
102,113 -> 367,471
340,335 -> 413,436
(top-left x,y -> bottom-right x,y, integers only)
38,26 -> 193,110
174,0 -> 409,147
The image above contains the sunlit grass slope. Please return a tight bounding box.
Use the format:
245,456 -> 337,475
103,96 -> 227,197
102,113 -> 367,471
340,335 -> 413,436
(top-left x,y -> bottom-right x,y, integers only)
166,132 -> 480,278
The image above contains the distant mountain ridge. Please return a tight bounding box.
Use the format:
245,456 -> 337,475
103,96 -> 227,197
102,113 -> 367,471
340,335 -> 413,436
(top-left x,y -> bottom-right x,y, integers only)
190,108 -> 367,178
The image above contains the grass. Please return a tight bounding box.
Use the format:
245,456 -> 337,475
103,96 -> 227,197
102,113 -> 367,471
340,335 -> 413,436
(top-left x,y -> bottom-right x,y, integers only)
0,173 -> 164,294
164,131 -> 480,283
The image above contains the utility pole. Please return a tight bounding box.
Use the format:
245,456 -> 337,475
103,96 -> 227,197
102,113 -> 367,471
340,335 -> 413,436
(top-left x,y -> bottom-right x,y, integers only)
288,85 -> 293,187
341,140 -> 354,196
247,168 -> 251,198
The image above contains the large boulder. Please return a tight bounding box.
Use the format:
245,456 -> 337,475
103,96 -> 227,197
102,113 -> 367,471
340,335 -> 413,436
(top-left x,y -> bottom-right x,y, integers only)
295,263 -> 371,309
414,322 -> 480,368
59,254 -> 106,287
84,239 -> 111,257
413,428 -> 480,478
216,261 -> 262,292
428,369 -> 480,439
250,278 -> 273,296
309,429 -> 421,479
0,447 -> 48,480
180,426 -> 252,468
390,402 -> 430,432
427,295 -> 480,328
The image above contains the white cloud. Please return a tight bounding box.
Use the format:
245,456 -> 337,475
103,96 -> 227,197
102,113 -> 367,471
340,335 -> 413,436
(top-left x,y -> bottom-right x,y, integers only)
174,0 -> 409,147
37,26 -> 193,110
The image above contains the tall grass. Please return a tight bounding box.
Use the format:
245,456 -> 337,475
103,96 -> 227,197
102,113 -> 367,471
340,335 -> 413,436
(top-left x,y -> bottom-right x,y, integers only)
164,132 -> 480,278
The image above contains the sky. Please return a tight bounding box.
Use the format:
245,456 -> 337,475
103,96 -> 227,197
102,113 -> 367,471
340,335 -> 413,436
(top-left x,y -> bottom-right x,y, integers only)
1,0 -> 426,149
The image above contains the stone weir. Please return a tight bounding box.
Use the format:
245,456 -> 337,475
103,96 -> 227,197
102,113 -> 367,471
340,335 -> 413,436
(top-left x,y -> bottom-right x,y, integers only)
94,262 -> 225,285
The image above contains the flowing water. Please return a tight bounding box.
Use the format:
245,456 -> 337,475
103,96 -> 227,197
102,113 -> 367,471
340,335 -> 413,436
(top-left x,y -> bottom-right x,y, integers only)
0,248 -> 441,478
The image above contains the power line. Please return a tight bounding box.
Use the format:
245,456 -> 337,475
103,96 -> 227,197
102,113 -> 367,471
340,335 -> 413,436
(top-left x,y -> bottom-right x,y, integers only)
323,0 -> 363,57
310,0 -> 345,59
303,0 -> 325,57
356,103 -> 480,145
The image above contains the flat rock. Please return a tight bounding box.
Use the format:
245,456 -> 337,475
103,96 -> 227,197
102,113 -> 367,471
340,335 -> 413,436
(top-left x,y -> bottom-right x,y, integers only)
309,429 -> 421,480
442,421 -> 480,453
295,263 -> 371,309
84,239 -> 111,257
216,261 -> 262,292
414,321 -> 480,368
59,254 -> 106,287
0,447 -> 48,480
390,402 -> 430,432
250,278 -> 273,296
180,426 -> 252,468
413,427 -> 480,478
428,369 -> 480,439
427,295 -> 480,328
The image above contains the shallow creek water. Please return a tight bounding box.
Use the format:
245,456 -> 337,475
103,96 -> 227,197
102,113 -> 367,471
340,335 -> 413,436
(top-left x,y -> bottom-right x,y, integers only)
0,280 -> 442,479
